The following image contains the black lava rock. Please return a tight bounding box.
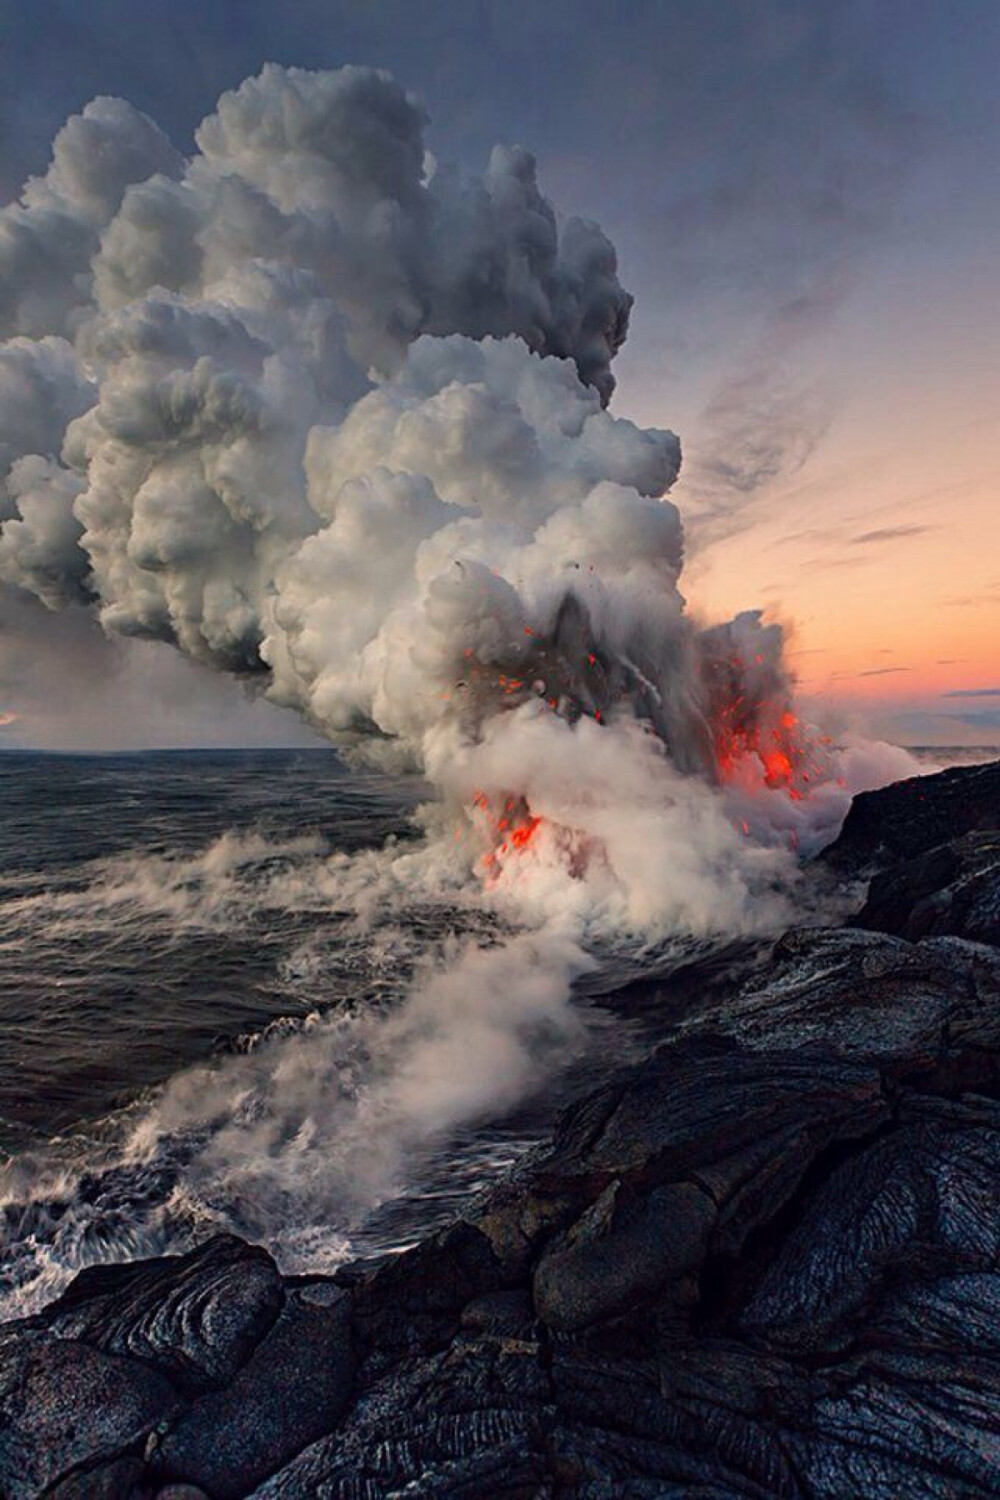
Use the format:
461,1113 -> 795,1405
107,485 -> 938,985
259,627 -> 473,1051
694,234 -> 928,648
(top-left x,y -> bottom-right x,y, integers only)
857,830 -> 1000,944
5,759 -> 1000,1498
34,1234 -> 285,1396
822,757 -> 1000,872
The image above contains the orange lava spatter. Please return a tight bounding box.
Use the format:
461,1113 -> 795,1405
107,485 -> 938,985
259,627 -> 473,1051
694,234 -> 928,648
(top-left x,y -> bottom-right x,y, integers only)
469,791 -> 544,875
711,679 -> 820,801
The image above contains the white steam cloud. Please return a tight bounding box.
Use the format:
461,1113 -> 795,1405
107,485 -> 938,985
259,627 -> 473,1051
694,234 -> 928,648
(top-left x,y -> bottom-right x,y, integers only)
0,59 -> 804,808
0,64 -> 923,1313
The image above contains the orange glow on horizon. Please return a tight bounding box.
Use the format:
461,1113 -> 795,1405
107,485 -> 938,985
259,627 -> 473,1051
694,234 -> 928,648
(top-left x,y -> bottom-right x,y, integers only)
676,435 -> 999,740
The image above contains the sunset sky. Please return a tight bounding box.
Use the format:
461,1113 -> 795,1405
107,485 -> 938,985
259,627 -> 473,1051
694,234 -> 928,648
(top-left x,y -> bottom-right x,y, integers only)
1,0 -> 996,747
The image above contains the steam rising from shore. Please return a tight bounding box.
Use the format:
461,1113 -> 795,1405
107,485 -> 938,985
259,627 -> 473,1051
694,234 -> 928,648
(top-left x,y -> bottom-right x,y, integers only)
0,65 -> 922,1314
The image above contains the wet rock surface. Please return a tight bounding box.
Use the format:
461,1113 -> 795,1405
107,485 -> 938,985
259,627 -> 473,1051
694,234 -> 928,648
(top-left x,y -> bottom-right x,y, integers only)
2,758 -> 999,1499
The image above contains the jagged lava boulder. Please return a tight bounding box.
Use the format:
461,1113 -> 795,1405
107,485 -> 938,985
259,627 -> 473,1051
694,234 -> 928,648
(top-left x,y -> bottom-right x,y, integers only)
826,756 -> 1000,949
823,757 -> 1000,873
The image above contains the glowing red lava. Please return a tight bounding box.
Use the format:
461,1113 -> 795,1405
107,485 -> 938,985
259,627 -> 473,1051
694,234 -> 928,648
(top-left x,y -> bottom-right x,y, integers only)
468,791 -> 544,875
509,815 -> 542,850
711,676 -> 819,803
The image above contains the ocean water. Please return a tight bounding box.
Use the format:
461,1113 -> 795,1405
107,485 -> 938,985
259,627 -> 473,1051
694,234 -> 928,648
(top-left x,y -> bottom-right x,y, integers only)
0,749 -> 664,1319
1,744 -> 992,1322
0,750 -> 425,1145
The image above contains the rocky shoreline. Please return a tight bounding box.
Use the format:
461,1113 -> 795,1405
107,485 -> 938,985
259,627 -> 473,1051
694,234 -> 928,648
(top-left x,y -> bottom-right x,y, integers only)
3,760 -> 999,1499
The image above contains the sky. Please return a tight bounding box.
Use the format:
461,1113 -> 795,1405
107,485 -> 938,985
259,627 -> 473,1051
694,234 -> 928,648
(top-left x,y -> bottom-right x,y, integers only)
0,0 -> 997,748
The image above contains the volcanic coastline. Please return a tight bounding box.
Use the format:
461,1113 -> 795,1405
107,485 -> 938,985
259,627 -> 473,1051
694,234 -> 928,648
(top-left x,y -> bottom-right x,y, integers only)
3,756 -> 1000,1500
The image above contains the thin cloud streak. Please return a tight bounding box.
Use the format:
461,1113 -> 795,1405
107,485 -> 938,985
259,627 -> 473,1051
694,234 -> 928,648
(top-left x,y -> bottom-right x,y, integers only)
850,524 -> 933,545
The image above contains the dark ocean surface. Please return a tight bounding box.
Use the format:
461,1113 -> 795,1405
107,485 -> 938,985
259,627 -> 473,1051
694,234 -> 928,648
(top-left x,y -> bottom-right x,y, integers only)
0,749 -> 670,1317
0,744 -> 990,1320
0,750 -> 424,1144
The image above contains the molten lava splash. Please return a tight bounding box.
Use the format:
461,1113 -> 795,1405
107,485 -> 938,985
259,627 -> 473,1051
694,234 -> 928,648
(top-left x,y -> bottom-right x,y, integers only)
510,816 -> 542,850
710,673 -> 820,802
468,791 -> 545,879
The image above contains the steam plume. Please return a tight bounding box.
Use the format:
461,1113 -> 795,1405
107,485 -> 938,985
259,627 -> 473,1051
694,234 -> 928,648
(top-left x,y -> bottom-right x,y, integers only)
0,60 -> 921,911
0,64 -> 928,1316
0,60 -> 925,1051
0,65 -> 770,792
